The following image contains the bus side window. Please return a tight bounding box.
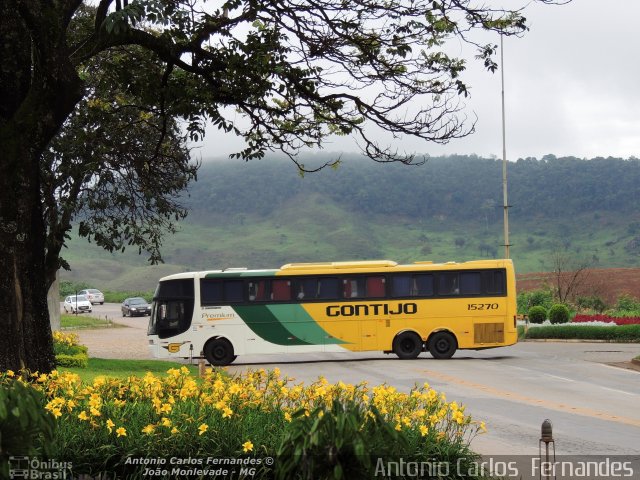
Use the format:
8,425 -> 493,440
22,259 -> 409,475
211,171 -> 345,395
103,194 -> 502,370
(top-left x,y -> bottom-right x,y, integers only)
366,276 -> 385,297
248,280 -> 270,301
485,270 -> 505,295
391,276 -> 411,297
414,274 -> 434,296
439,273 -> 460,295
201,281 -> 223,305
224,280 -> 244,303
460,272 -> 481,295
272,280 -> 291,301
318,278 -> 341,299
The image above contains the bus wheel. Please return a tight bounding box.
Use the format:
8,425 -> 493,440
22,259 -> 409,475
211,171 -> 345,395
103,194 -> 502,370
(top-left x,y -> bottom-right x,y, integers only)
392,332 -> 422,359
204,338 -> 236,366
428,332 -> 457,359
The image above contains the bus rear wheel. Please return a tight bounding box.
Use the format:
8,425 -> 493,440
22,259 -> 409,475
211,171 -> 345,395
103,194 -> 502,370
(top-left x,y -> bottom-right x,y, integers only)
204,338 -> 236,366
392,331 -> 422,359
428,332 -> 457,359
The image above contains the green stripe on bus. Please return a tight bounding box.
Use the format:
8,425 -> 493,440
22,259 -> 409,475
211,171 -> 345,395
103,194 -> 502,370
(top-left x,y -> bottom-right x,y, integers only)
266,305 -> 347,345
204,271 -> 278,278
233,305 -> 311,346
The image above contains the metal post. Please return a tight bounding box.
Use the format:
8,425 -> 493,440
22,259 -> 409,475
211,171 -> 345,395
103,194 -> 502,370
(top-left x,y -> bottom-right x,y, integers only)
539,419 -> 556,480
500,34 -> 511,259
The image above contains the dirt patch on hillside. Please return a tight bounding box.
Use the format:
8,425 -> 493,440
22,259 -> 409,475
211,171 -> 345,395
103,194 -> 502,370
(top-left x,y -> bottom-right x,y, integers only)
517,267 -> 640,304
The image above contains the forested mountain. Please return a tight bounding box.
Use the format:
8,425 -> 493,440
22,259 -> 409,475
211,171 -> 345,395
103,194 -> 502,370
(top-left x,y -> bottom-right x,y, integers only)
63,154 -> 640,290
186,154 -> 639,222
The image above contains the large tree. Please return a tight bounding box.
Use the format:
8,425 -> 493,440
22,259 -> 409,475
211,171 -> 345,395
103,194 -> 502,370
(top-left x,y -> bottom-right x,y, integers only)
0,0 -> 559,372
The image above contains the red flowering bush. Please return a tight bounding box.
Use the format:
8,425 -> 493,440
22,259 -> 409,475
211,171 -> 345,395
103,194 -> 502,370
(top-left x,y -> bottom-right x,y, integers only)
572,315 -> 640,325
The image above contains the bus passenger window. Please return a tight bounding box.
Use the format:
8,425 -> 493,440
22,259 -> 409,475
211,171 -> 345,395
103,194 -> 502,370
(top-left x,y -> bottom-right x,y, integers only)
485,270 -> 505,294
414,275 -> 434,296
460,272 -> 481,295
248,280 -> 269,301
343,278 -> 365,298
439,273 -> 460,295
294,278 -> 318,300
318,278 -> 341,299
272,280 -> 291,301
391,276 -> 411,297
224,280 -> 244,303
200,281 -> 223,305
366,276 -> 385,297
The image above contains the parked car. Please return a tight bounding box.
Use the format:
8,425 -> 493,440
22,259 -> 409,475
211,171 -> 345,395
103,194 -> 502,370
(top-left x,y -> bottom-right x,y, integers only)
63,295 -> 92,314
121,297 -> 151,317
78,289 -> 105,305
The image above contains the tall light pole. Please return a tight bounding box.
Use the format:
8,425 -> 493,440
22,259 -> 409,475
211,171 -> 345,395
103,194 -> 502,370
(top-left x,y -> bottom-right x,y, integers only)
500,34 -> 511,259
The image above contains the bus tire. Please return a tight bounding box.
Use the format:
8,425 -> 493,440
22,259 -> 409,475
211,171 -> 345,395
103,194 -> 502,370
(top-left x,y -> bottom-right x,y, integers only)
204,338 -> 236,366
392,331 -> 422,360
428,332 -> 457,359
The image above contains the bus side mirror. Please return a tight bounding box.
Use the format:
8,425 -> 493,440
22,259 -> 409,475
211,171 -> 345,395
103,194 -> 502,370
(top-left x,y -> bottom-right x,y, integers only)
159,304 -> 167,321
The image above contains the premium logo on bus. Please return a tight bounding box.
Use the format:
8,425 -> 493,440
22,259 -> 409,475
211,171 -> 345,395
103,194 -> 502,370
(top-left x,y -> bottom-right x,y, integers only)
326,303 -> 418,317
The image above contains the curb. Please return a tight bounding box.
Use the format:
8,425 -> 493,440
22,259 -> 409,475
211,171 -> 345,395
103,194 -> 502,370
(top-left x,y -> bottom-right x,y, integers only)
522,339 -> 613,343
632,358 -> 640,367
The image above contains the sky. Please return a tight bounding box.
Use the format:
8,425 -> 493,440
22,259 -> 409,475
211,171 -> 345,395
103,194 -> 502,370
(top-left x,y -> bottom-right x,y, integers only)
199,0 -> 640,161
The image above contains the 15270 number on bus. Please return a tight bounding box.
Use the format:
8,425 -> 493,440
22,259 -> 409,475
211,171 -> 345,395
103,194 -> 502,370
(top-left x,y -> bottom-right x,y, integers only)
467,303 -> 499,310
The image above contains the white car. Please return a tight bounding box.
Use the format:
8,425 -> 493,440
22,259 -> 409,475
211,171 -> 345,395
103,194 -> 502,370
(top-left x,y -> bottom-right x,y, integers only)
78,288 -> 105,305
63,295 -> 93,314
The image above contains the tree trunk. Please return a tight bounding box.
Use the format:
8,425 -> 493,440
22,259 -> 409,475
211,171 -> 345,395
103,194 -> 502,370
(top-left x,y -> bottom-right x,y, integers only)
0,1 -> 84,372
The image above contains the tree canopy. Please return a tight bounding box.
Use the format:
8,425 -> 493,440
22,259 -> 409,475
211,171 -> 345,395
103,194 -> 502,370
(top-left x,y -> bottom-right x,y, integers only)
0,0 -> 562,372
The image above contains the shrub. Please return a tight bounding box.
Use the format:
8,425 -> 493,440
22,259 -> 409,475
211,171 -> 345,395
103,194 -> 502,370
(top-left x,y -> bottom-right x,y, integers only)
615,294 -> 640,313
517,289 -> 554,314
548,304 -> 570,324
53,331 -> 88,369
576,295 -> 608,313
528,306 -> 547,324
0,378 -> 56,478
525,324 -> 640,342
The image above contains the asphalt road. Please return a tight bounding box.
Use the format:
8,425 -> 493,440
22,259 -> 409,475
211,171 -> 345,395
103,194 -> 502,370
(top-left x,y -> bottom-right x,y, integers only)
73,304 -> 640,457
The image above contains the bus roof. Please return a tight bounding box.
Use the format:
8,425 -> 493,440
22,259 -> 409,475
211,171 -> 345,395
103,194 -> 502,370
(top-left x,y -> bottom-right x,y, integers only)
157,259 -> 513,282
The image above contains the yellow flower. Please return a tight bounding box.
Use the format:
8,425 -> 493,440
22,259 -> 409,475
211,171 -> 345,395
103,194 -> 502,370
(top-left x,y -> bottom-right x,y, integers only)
198,423 -> 208,435
142,424 -> 155,435
171,427 -> 179,435
479,421 -> 487,432
116,427 -> 127,437
160,403 -> 172,414
113,399 -> 126,407
106,419 -> 115,433
90,407 -> 101,417
419,425 -> 428,437
161,417 -> 172,427
78,411 -> 89,421
222,407 -> 233,418
6,370 -> 15,377
242,440 -> 254,453
395,424 -> 402,431
284,412 -> 292,422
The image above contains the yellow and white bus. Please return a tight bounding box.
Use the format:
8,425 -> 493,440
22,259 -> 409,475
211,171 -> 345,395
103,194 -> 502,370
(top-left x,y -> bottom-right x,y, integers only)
147,259 -> 517,365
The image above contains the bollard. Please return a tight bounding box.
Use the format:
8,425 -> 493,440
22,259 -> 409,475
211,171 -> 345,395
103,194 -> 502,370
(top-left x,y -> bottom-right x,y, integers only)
539,419 -> 556,480
198,359 -> 206,377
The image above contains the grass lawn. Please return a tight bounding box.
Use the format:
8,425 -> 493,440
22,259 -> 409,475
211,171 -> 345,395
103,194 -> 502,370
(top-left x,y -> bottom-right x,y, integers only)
60,314 -> 121,329
59,357 -> 200,382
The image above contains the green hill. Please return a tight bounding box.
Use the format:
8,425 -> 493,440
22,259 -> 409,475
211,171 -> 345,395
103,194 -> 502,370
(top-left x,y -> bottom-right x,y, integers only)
61,154 -> 640,291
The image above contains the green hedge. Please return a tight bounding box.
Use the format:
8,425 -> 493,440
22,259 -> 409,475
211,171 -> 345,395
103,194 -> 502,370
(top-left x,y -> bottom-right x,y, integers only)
525,324 -> 640,342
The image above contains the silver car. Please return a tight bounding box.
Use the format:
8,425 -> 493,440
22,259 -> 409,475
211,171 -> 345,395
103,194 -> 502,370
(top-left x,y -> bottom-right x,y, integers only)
78,289 -> 105,305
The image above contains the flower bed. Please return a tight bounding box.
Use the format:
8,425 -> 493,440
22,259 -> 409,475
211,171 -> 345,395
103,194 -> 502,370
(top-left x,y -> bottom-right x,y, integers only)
1,367 -> 487,478
572,314 -> 640,325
